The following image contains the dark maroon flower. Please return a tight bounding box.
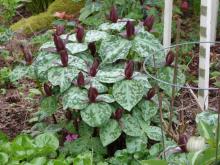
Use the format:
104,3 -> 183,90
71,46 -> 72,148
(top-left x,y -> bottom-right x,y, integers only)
20,45 -> 33,65
165,50 -> 175,66
56,25 -> 65,36
126,21 -> 135,39
124,60 -> 134,79
88,87 -> 98,103
146,88 -> 155,100
178,134 -> 188,152
77,71 -> 85,87
88,42 -> 96,56
59,49 -> 68,67
181,0 -> 189,12
114,108 -> 124,120
89,58 -> 99,77
53,34 -> 66,52
143,15 -> 154,31
109,6 -> 118,23
76,26 -> 85,43
44,83 -> 52,96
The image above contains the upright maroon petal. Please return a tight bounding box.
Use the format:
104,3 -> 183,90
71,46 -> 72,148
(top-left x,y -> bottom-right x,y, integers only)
143,15 -> 154,31
109,6 -> 118,23
53,34 -> 66,52
146,88 -> 155,100
44,83 -> 52,96
59,49 -> 68,67
181,0 -> 189,12
20,45 -> 33,65
126,21 -> 135,39
76,26 -> 85,43
114,108 -> 124,120
88,87 -> 98,103
178,134 -> 188,152
89,58 -> 99,77
165,50 -> 175,66
88,42 -> 96,56
124,60 -> 134,79
56,25 -> 65,36
77,71 -> 85,87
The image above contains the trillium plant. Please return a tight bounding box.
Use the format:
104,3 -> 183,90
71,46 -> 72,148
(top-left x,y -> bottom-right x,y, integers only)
9,6 -> 186,160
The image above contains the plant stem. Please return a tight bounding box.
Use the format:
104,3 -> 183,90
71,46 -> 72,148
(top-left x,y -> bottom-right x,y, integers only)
215,92 -> 220,163
52,114 -> 57,124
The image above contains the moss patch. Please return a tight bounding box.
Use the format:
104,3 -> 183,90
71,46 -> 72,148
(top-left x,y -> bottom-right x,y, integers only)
10,0 -> 84,35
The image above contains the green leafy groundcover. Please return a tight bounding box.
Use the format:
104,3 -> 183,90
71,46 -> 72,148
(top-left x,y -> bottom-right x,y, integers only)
0,131 -> 167,165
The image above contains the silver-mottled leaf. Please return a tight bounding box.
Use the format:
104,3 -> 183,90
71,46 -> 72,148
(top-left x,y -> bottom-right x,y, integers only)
126,136 -> 147,153
40,96 -> 57,115
133,72 -> 151,93
157,67 -> 186,97
132,31 -> 165,68
48,66 -> 78,92
62,87 -> 89,110
10,65 -> 29,82
85,30 -> 109,42
113,80 -> 144,111
40,41 -> 55,50
69,55 -> 88,72
61,34 -> 77,42
96,69 -> 124,83
66,43 -> 88,54
100,119 -> 122,146
120,114 -> 143,137
99,36 -> 132,64
99,22 -> 126,32
81,103 -> 113,127
96,94 -> 115,103
138,100 -> 158,121
146,126 -> 162,141
85,78 -> 108,93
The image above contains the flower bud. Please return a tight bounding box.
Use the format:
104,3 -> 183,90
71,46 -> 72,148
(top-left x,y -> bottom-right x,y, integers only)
44,83 -> 52,96
77,71 -> 85,87
88,42 -> 96,56
89,58 -> 99,77
55,25 -> 65,36
59,49 -> 68,67
53,34 -> 66,52
178,134 -> 188,152
181,0 -> 189,12
126,21 -> 135,39
20,45 -> 33,65
88,87 -> 98,103
143,15 -> 154,31
109,6 -> 118,23
76,26 -> 85,43
114,108 -> 124,120
165,51 -> 175,66
124,60 -> 134,79
146,88 -> 155,100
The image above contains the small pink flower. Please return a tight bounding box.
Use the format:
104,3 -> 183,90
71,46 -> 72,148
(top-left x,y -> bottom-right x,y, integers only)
65,134 -> 79,142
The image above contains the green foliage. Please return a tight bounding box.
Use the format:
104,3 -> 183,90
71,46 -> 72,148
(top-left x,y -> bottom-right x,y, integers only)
25,0 -> 55,14
0,67 -> 11,86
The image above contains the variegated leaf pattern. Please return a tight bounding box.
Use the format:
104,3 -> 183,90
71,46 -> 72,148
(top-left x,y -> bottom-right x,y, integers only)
98,22 -> 127,32
68,55 -> 88,72
33,52 -> 60,80
132,31 -> 165,68
157,67 -> 186,97
66,43 -> 88,55
99,36 -> 132,64
61,34 -> 77,42
120,114 -> 143,137
126,136 -> 147,153
10,65 -> 29,82
96,69 -> 124,83
40,41 -> 55,50
100,119 -> 122,146
47,66 -> 78,93
113,80 -> 144,111
80,103 -> 113,127
132,72 -> 152,93
96,94 -> 115,103
85,30 -> 109,42
85,78 -> 108,93
62,87 -> 89,110
40,96 -> 57,115
138,100 -> 158,121
146,126 -> 162,141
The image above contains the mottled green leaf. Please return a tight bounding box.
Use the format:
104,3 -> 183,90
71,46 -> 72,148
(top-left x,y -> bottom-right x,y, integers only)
157,67 -> 186,97
48,66 -> 78,92
68,55 -> 88,72
133,72 -> 152,93
113,80 -> 144,111
138,100 -> 158,121
96,69 -> 124,83
66,43 -> 88,54
99,22 -> 127,32
146,126 -> 162,141
0,152 -> 8,165
81,103 -> 113,127
40,41 -> 55,50
96,94 -> 115,103
85,30 -> 109,42
126,136 -> 146,153
40,96 -> 57,116
35,133 -> 59,151
100,119 -> 122,146
141,159 -> 168,165
62,87 -> 88,110
120,114 -> 143,137
85,78 -> 108,93
132,31 -> 165,67
99,36 -> 132,63
10,65 -> 29,82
